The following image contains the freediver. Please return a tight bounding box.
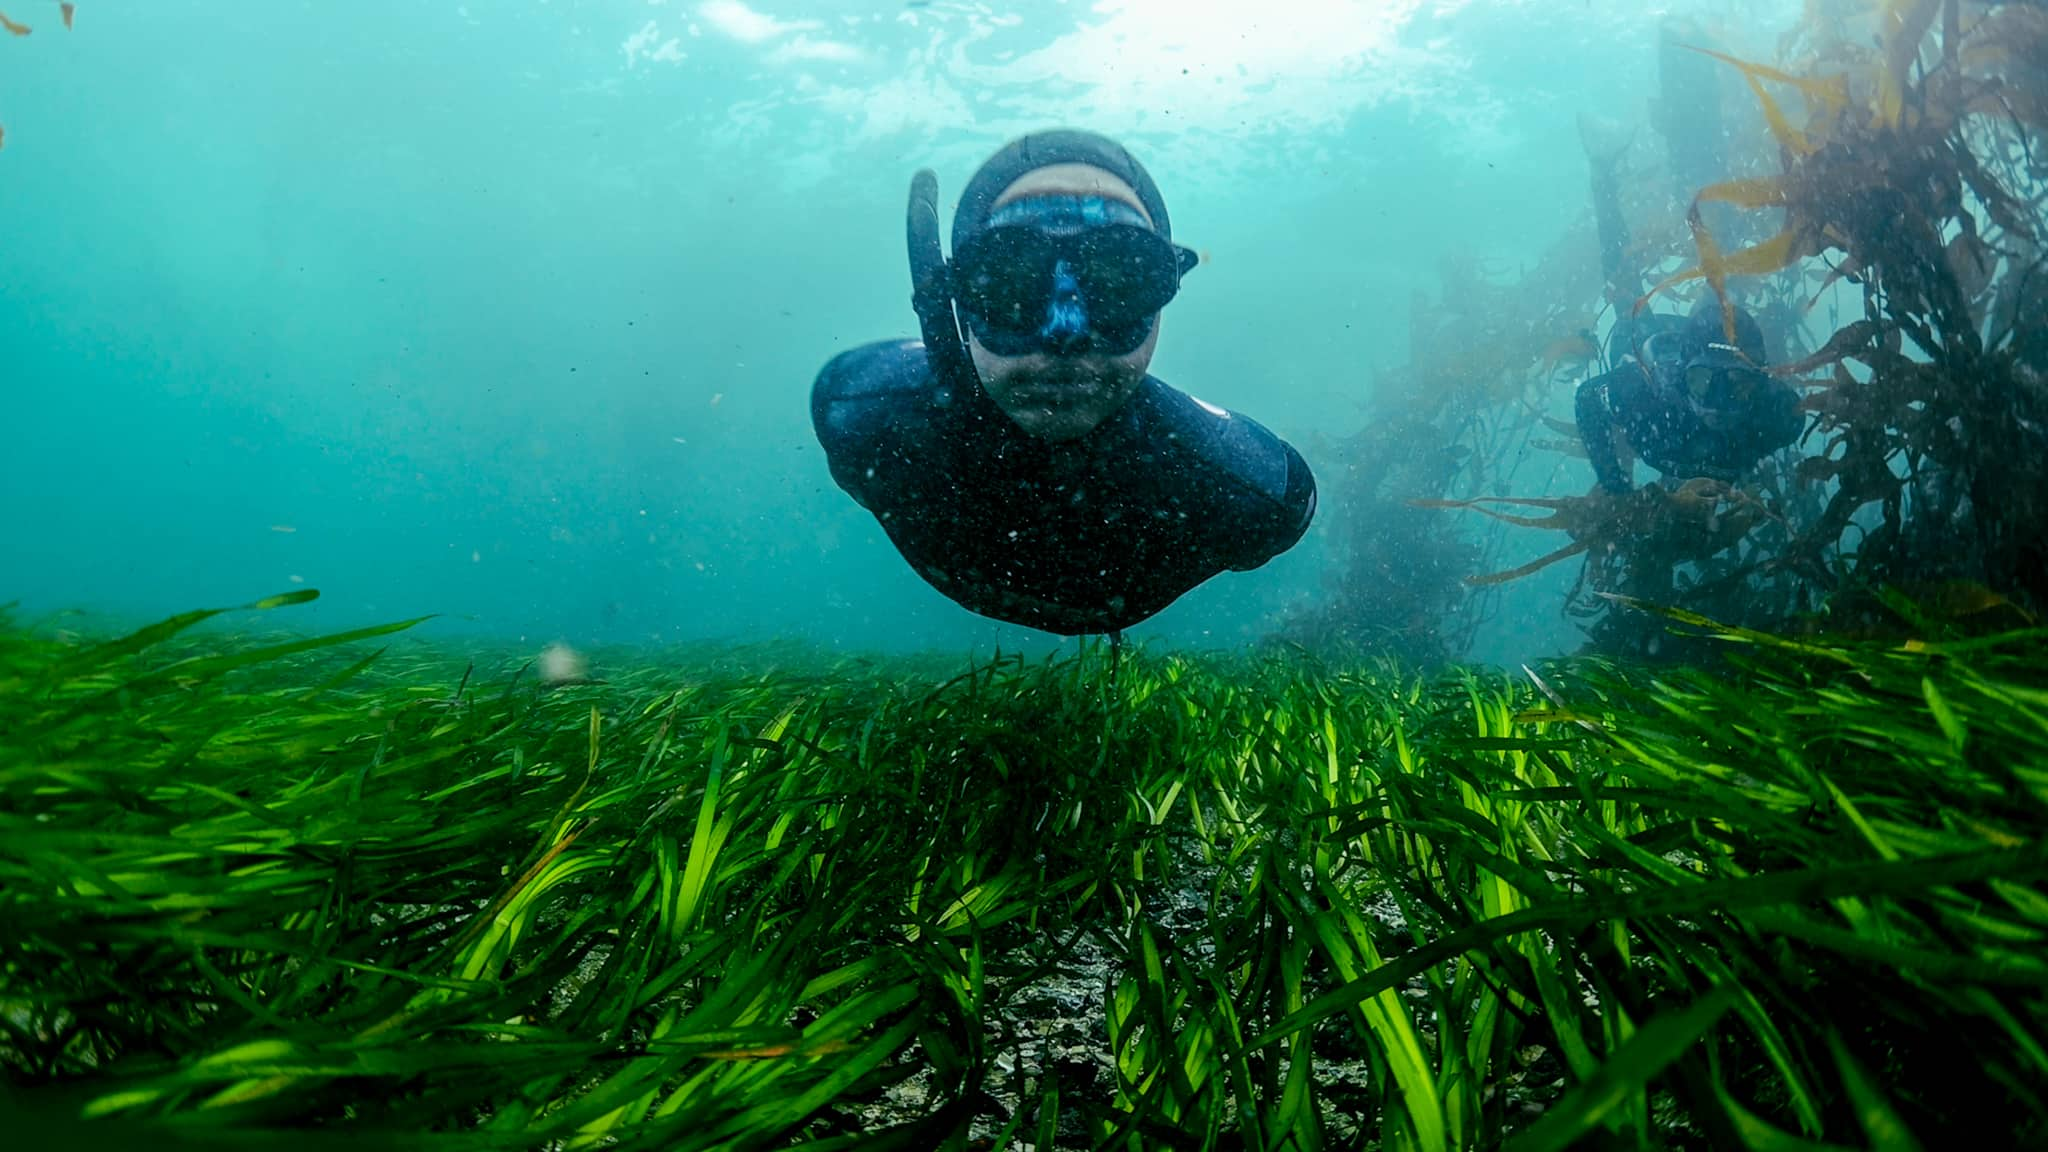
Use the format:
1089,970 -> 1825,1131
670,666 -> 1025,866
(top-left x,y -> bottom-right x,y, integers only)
810,129 -> 1317,635
1574,300 -> 1804,494
1569,16 -> 1804,495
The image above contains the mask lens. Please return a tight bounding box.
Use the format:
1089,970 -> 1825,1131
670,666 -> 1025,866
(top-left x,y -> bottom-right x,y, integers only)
1071,226 -> 1181,325
1685,362 -> 1768,406
954,229 -> 1058,335
1685,363 -> 1716,401
953,223 -> 1183,351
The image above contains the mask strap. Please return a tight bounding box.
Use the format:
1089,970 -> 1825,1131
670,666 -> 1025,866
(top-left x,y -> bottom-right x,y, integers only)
1703,341 -> 1760,368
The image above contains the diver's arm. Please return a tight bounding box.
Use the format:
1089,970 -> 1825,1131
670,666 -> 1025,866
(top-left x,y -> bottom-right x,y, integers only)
809,340 -> 935,511
1576,373 -> 1633,492
1228,443 -> 1317,571
1684,380 -> 1806,479
1145,382 -> 1317,571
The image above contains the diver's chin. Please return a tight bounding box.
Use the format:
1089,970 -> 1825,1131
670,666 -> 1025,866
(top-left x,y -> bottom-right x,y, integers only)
1000,378 -> 1105,408
1011,409 -> 1100,438
973,341 -> 1143,440
997,398 -> 1112,442
1009,357 -> 1110,388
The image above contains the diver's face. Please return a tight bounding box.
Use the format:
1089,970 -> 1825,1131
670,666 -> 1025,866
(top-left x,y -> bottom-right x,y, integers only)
971,322 -> 1159,442
967,164 -> 1161,442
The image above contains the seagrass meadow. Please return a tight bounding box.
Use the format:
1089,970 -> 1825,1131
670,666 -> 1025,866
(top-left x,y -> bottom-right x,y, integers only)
0,593 -> 2043,1151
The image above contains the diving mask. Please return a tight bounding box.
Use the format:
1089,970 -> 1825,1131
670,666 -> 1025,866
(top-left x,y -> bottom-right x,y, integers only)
1683,341 -> 1769,407
950,194 -> 1199,357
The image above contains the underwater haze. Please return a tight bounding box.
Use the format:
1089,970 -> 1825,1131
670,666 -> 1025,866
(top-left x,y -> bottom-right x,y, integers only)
1,0 -> 1791,660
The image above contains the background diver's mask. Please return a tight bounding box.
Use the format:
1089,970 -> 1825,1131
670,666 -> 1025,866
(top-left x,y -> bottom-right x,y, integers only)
1638,330 -> 1768,408
1681,341 -> 1770,410
949,195 -> 1199,357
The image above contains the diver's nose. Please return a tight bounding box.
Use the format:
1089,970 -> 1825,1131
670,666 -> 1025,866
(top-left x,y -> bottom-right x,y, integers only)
1040,261 -> 1092,354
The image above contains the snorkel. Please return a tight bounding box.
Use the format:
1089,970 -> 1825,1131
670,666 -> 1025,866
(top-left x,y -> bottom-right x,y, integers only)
907,168 -> 976,390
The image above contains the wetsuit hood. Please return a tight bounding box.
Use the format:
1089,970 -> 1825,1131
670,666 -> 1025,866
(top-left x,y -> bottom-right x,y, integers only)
1685,298 -> 1769,367
952,129 -> 1174,249
906,129 -> 1172,391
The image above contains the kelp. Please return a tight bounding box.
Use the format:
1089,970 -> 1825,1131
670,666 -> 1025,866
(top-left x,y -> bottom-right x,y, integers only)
1535,330 -> 1602,380
1392,255 -> 1607,422
1635,50 -> 1846,339
1649,2 -> 2042,349
1752,1 -> 2046,616
1421,479 -> 1775,596
1295,243 -> 1616,662
1964,5 -> 2048,130
1429,0 -> 2048,656
1284,412 -> 1487,665
0,3 -> 77,151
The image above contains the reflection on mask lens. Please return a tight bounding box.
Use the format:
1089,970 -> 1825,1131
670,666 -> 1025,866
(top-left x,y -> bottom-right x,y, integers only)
1685,364 -> 1716,400
955,224 -> 1181,342
1683,363 -> 1770,407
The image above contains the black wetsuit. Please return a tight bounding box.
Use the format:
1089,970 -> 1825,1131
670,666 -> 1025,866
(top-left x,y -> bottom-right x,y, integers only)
1577,80 -> 1801,494
1575,326 -> 1803,492
812,339 -> 1316,634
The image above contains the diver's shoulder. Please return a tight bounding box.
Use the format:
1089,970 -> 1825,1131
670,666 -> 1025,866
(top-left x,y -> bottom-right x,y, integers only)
812,340 -> 947,458
814,339 -> 941,405
1139,379 -> 1300,506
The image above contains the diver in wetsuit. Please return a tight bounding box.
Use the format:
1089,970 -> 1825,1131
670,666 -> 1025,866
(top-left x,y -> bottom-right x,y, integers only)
811,130 -> 1316,635
1570,28 -> 1804,496
1574,300 -> 1803,493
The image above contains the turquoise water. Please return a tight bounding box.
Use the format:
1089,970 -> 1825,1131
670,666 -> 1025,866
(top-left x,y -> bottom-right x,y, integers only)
0,2 -> 1782,660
